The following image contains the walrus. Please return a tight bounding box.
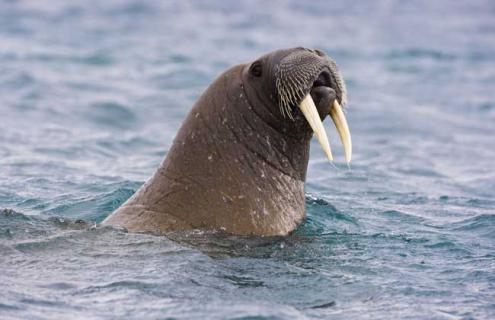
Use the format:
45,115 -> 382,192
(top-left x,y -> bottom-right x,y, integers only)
103,47 -> 351,236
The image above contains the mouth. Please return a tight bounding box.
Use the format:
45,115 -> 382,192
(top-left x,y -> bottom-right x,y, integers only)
312,70 -> 332,90
275,49 -> 351,163
298,69 -> 352,164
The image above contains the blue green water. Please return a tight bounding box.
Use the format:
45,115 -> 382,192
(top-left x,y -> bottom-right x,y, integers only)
1,1 -> 494,319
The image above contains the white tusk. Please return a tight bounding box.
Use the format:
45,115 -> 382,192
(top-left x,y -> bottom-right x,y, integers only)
299,94 -> 333,161
329,100 -> 352,164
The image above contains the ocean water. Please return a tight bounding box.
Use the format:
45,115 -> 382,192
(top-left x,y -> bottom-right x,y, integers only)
1,0 -> 494,319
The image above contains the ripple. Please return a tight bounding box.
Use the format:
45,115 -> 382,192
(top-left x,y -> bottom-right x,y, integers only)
449,214 -> 495,238
305,196 -> 358,225
43,185 -> 137,222
41,282 -> 78,290
1,71 -> 35,89
77,52 -> 114,66
221,274 -> 265,288
385,48 -> 457,61
80,280 -> 157,293
309,300 -> 336,309
19,298 -> 63,307
380,209 -> 426,224
0,303 -> 21,311
0,209 -> 92,242
85,101 -> 137,130
0,208 -> 31,221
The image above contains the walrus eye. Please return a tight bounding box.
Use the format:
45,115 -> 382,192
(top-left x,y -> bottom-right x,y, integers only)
250,61 -> 262,77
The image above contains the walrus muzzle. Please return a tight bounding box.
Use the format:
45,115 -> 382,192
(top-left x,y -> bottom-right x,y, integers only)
276,49 -> 352,163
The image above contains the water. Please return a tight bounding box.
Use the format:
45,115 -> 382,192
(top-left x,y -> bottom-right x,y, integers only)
1,0 -> 494,319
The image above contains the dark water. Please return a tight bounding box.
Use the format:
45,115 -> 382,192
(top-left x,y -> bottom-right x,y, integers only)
1,0 -> 495,319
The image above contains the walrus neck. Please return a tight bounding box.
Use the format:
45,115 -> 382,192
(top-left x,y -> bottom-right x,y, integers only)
238,75 -> 311,181
105,65 -> 310,235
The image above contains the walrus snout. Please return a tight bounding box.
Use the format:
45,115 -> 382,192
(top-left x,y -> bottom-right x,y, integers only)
276,48 -> 347,113
275,48 -> 351,163
310,86 -> 336,120
310,69 -> 337,119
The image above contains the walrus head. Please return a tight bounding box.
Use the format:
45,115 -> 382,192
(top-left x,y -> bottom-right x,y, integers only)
241,47 -> 351,164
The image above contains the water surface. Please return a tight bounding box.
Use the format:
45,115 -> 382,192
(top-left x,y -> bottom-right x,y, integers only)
1,1 -> 494,319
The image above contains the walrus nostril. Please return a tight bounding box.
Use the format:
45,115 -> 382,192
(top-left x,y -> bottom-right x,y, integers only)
312,71 -> 331,88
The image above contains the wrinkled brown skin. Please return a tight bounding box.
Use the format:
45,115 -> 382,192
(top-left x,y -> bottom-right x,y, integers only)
103,48 -> 337,236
